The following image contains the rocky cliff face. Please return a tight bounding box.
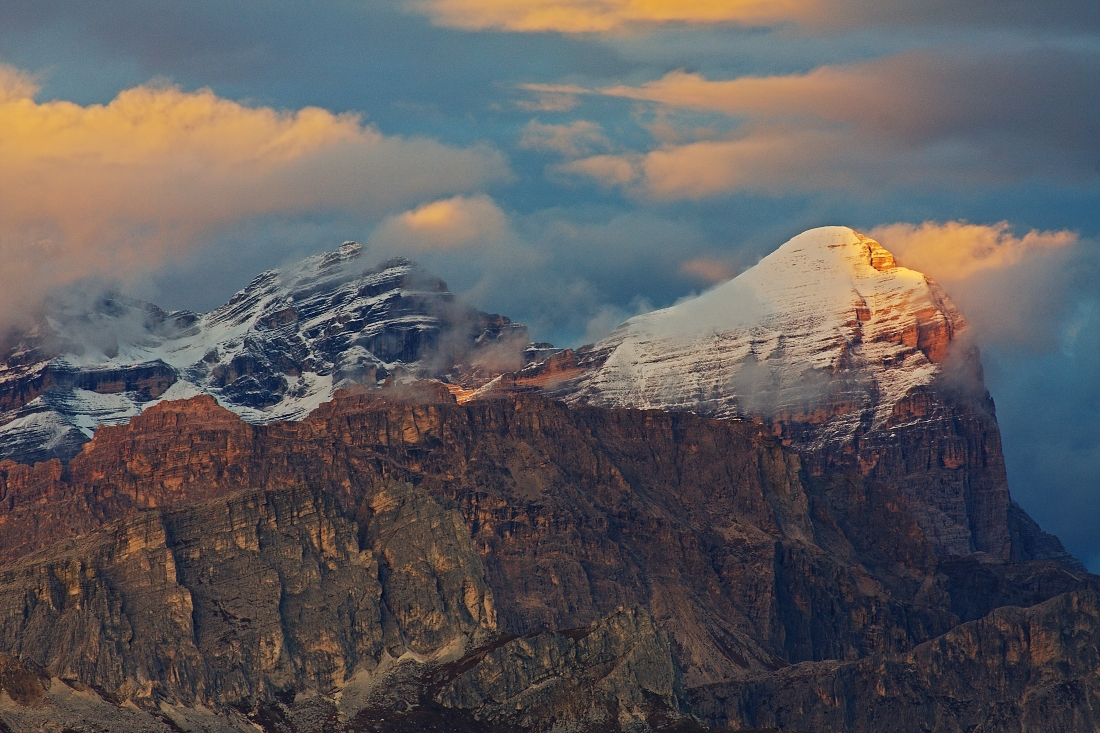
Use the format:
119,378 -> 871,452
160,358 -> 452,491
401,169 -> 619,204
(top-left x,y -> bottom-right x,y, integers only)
0,390 -> 1094,731
0,391 -> 954,684
0,481 -> 495,708
0,241 -> 530,465
0,479 -> 684,732
0,225 -> 1093,732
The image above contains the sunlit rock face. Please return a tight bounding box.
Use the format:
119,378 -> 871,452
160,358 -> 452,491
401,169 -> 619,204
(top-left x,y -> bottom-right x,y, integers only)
0,242 -> 528,465
516,227 -> 1069,564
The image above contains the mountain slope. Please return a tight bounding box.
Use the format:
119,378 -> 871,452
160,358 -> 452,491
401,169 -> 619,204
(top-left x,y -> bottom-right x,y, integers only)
564,226 -> 964,443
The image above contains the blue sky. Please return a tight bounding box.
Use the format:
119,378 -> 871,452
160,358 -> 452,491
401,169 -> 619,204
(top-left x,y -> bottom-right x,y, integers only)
1,0 -> 1097,568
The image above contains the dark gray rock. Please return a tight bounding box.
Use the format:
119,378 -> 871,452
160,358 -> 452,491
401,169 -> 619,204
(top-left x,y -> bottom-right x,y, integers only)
693,590 -> 1100,733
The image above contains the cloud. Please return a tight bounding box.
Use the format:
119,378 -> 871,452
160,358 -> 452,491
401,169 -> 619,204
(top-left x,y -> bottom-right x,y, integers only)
414,0 -> 807,33
515,83 -> 588,112
869,221 -> 1077,282
519,120 -> 609,157
413,0 -> 1100,33
0,65 -> 507,329
369,195 -> 510,250
0,65 -> 38,99
555,154 -> 642,186
561,48 -> 1100,197
364,200 -> 715,346
680,256 -> 736,284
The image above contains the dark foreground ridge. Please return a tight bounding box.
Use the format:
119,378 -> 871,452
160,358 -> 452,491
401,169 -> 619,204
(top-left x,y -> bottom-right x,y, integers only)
0,386 -> 1096,731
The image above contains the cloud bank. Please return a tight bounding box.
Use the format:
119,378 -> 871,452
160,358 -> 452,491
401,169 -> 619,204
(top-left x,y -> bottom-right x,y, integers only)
870,221 -> 1076,282
0,65 -> 507,329
414,0 -> 1100,33
559,49 -> 1100,197
370,195 -> 510,251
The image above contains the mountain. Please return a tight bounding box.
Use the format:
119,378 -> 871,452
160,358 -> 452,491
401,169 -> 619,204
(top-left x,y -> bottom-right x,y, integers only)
503,226 -> 1079,568
0,227 -> 1095,732
0,242 -> 531,465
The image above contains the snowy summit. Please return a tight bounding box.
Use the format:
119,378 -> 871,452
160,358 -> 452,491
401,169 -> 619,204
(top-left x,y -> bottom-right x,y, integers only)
560,226 -> 971,448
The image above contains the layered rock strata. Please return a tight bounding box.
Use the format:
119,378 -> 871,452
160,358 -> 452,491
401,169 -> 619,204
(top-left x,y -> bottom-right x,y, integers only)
0,477 -> 685,732
0,391 -> 956,686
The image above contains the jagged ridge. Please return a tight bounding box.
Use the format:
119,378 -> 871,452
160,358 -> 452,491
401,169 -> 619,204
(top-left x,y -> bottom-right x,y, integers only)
0,242 -> 530,464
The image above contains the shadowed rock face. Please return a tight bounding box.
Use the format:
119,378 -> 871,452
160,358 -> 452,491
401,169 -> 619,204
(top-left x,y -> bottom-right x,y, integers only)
0,391 -> 961,687
0,482 -> 495,709
693,590 -> 1100,733
0,476 -> 687,732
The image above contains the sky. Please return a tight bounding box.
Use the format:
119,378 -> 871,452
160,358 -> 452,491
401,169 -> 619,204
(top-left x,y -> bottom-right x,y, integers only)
1,0 -> 1097,569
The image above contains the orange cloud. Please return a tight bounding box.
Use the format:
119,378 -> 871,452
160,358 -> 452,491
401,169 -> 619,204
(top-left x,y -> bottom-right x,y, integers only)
680,257 -> 736,284
554,154 -> 642,186
415,0 -> 809,33
0,65 -> 507,328
869,221 -> 1077,282
561,127 -> 864,197
868,220 -> 1081,352
369,195 -> 510,250
413,0 -> 1096,33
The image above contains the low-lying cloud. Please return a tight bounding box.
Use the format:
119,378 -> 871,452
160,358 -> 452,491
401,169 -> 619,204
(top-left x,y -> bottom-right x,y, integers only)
369,195 -> 510,251
0,64 -> 508,330
680,256 -> 736,284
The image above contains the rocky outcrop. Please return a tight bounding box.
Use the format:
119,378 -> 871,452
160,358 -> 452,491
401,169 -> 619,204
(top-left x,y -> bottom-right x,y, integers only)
693,590 -> 1100,733
343,606 -> 686,733
435,606 -> 681,731
0,464 -> 688,731
1,392 -> 1092,675
0,391 -> 960,686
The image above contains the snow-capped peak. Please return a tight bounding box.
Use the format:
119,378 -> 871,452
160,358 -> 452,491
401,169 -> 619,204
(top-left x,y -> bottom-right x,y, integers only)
561,226 -> 969,448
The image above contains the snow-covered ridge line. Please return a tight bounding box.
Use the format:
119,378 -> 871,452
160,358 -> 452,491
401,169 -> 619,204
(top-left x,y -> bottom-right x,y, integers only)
0,242 -> 530,464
